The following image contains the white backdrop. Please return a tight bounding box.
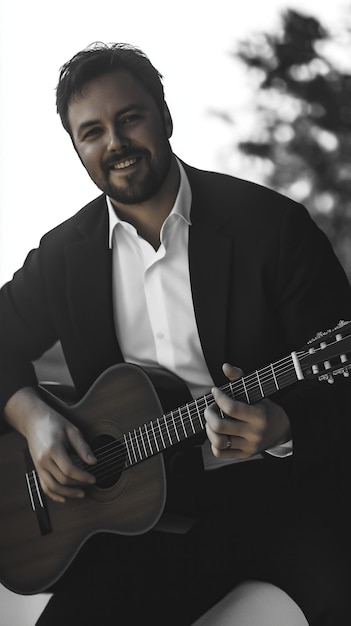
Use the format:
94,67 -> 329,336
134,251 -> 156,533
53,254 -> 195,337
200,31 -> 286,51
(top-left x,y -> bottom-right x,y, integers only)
0,1 -> 348,623
0,0 -> 346,286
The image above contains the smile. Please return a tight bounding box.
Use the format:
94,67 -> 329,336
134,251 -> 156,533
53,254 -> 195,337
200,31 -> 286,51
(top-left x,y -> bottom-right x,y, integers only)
111,157 -> 139,170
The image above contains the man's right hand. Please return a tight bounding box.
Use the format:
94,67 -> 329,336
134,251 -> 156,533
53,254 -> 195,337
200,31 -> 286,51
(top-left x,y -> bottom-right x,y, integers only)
4,387 -> 97,502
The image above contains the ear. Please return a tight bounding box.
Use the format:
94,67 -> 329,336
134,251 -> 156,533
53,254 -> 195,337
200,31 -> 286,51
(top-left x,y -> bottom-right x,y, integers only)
163,103 -> 173,138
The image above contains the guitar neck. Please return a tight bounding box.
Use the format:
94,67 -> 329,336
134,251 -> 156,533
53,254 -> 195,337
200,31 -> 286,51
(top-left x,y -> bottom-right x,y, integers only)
122,352 -> 301,468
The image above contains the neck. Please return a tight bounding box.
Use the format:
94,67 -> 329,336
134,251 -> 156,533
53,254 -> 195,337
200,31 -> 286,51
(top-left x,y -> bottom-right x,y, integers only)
110,156 -> 180,250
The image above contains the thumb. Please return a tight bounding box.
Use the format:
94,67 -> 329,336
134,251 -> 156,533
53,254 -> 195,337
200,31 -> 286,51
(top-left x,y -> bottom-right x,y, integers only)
222,362 -> 243,382
66,425 -> 97,465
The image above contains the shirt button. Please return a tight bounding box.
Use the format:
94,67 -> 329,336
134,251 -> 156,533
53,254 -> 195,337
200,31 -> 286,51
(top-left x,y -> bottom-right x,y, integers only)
156,332 -> 164,340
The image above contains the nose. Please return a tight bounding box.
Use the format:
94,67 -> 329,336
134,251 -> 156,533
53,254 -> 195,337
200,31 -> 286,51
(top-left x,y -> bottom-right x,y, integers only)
107,126 -> 128,152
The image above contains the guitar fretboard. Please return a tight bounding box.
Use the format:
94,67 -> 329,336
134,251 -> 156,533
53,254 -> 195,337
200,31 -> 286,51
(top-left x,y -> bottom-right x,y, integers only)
29,320 -> 351,498
122,352 -> 301,469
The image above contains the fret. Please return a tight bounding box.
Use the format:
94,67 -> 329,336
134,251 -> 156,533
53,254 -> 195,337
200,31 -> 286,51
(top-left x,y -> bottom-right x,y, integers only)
132,431 -> 140,462
170,410 -> 180,443
231,381 -> 247,403
133,428 -> 143,461
241,373 -> 262,404
138,426 -> 148,458
150,421 -> 160,455
131,430 -> 140,462
123,434 -> 133,466
194,398 -> 205,428
143,423 -> 154,457
178,407 -> 188,438
186,405 -> 196,434
242,378 -> 250,403
128,432 -> 138,464
256,370 -> 264,397
271,363 -> 279,390
150,421 -> 160,453
156,418 -> 166,450
232,376 -> 259,404
256,365 -> 278,397
163,415 -> 173,446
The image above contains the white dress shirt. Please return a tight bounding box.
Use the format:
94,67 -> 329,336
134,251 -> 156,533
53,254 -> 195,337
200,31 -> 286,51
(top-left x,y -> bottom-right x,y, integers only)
107,160 -> 292,464
108,160 -> 215,401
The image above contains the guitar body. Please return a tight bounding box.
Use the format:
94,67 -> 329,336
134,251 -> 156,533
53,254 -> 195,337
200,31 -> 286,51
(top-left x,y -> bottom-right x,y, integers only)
1,320 -> 350,595
0,364 -> 180,595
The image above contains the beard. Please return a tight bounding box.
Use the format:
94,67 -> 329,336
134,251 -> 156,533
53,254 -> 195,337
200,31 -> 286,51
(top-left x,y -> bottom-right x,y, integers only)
100,148 -> 172,205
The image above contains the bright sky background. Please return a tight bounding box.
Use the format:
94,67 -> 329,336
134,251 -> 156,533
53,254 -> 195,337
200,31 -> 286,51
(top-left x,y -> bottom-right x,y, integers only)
0,0 -> 349,286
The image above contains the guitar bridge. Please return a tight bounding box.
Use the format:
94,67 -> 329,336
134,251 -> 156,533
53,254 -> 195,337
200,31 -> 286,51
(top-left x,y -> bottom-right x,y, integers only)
24,448 -> 52,536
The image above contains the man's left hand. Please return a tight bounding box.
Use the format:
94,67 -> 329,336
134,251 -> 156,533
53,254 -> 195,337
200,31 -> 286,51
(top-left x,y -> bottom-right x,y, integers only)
204,363 -> 292,459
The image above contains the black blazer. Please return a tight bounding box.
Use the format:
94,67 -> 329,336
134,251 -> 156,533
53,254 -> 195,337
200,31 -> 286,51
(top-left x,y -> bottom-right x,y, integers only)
1,162 -> 351,480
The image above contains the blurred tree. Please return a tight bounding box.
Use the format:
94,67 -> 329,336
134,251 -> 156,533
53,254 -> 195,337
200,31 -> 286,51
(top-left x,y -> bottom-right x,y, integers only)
224,9 -> 351,279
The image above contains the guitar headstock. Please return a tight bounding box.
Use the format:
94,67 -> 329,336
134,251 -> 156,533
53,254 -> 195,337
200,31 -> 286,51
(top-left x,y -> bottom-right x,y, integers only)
299,320 -> 351,383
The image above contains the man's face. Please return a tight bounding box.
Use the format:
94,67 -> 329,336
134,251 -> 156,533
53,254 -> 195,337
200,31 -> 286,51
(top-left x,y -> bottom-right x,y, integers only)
68,70 -> 173,205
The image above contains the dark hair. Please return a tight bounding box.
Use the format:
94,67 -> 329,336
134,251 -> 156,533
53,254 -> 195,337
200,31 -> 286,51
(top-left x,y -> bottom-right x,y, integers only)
56,42 -> 165,134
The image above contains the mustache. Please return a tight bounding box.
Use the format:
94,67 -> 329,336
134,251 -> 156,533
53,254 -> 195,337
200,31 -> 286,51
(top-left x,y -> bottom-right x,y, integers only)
103,149 -> 149,171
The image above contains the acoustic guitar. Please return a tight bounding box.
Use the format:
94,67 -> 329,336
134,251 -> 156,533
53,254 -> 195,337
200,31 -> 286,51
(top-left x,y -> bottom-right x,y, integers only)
0,320 -> 350,595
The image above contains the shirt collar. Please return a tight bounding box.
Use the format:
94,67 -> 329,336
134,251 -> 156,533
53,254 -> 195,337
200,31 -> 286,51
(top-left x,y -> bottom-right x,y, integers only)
107,157 -> 192,248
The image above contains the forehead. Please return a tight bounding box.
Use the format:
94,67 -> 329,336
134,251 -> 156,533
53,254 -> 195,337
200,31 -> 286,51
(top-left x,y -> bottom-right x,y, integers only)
68,70 -> 156,131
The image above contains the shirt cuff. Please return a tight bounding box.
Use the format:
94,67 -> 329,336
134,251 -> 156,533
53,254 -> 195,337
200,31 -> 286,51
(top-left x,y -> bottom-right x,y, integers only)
265,439 -> 293,458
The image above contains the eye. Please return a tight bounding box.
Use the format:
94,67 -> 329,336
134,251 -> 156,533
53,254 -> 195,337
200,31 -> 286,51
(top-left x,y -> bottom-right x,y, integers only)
83,127 -> 102,140
122,114 -> 141,125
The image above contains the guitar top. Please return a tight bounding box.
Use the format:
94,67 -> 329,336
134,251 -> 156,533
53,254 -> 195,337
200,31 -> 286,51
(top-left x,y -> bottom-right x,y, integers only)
0,320 -> 350,594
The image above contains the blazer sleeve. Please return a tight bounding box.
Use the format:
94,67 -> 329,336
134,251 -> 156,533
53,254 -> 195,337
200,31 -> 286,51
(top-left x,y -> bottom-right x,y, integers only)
0,245 -> 58,428
268,202 -> 351,478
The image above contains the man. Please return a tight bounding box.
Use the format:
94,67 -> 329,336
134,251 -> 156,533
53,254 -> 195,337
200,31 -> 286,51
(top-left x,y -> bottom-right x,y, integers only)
1,43 -> 350,625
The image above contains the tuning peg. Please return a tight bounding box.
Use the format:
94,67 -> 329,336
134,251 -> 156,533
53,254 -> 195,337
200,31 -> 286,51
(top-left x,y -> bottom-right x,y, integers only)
309,348 -> 320,375
327,374 -> 334,384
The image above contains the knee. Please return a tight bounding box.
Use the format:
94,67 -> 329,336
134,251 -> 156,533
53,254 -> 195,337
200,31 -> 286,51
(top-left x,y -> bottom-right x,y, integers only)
192,580 -> 309,626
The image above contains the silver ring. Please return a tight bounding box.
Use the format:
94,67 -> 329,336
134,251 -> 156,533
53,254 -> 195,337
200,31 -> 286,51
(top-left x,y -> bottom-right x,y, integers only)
226,435 -> 232,449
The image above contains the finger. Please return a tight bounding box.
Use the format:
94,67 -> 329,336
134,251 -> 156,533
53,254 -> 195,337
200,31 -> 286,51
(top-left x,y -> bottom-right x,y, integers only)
206,422 -> 259,460
207,391 -> 265,444
206,431 -> 249,460
46,438 -> 96,487
211,387 -> 249,423
213,387 -> 267,430
38,467 -> 87,503
221,433 -> 258,456
206,413 -> 260,451
222,363 -> 243,381
206,423 -> 244,450
66,426 -> 97,466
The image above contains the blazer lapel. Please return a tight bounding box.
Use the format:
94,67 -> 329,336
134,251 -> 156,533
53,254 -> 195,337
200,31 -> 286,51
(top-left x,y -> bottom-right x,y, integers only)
62,175 -> 235,386
187,166 -> 234,385
65,197 -> 123,375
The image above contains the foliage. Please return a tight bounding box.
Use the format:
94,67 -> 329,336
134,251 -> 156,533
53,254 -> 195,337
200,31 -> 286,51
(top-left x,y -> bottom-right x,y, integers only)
227,9 -> 351,279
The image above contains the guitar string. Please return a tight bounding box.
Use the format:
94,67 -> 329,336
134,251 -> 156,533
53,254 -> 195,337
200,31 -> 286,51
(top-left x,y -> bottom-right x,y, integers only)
91,340 -> 334,475
29,345 -> 348,485
68,342 -> 348,483
29,378 -> 349,487
48,354 -> 302,482
55,351 -> 326,482
82,353 -> 302,459
80,343 -> 350,482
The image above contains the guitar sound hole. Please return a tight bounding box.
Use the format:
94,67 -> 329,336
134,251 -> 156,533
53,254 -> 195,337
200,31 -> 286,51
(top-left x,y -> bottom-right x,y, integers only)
91,434 -> 125,489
